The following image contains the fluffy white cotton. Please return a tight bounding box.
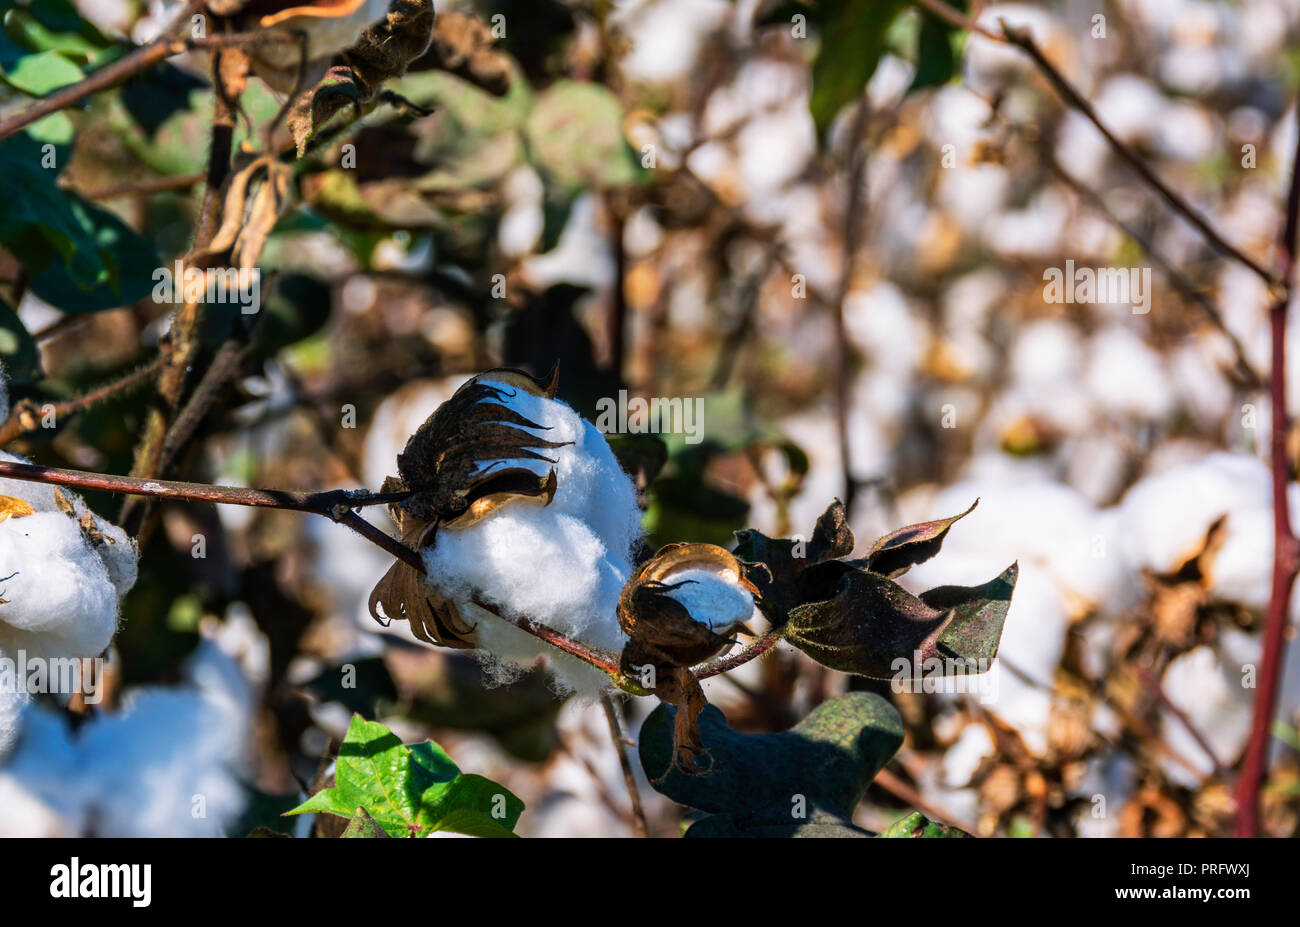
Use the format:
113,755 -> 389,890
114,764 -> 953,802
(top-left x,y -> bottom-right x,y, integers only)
1159,629 -> 1257,789
1085,326 -> 1175,421
662,567 -> 756,632
942,723 -> 995,788
0,638 -> 254,837
1116,452 -> 1271,576
422,381 -> 642,695
0,513 -> 121,660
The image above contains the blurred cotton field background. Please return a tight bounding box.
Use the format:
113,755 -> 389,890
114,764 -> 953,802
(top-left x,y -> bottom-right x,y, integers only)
3,0 -> 1300,838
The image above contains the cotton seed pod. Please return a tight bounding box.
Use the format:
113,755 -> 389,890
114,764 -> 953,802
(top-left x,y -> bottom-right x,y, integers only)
617,542 -> 760,675
368,366 -> 572,649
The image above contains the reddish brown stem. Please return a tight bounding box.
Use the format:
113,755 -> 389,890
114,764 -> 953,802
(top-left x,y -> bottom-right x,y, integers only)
1235,107 -> 1300,837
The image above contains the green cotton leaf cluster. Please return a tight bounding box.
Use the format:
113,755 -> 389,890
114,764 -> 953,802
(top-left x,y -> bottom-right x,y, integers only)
286,714 -> 524,838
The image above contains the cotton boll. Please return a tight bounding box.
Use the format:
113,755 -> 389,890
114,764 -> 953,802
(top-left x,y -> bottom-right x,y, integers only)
1084,326 -> 1175,421
1204,504 -> 1273,612
418,384 -> 642,693
1117,453 -> 1271,576
1009,319 -> 1084,386
0,513 -> 120,660
74,641 -> 252,837
1160,632 -> 1255,789
942,723 -> 995,788
661,567 -> 757,632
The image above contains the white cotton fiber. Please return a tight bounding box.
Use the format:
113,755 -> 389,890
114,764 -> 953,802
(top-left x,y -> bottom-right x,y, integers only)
1116,453 -> 1271,576
661,567 -> 756,632
0,452 -> 138,661
0,513 -> 120,660
0,638 -> 253,837
421,381 -> 643,695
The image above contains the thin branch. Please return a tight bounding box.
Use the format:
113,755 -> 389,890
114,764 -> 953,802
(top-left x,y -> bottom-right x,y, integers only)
1236,103 -> 1300,837
0,354 -> 168,446
0,459 -> 405,515
0,19 -> 301,142
66,171 -> 206,201
600,693 -> 650,837
910,1 -> 1278,288
696,625 -> 784,679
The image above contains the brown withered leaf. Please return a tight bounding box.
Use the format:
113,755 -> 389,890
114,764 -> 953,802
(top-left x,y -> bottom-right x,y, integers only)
732,499 -> 851,623
285,0 -> 436,154
0,495 -> 35,523
52,487 -> 76,517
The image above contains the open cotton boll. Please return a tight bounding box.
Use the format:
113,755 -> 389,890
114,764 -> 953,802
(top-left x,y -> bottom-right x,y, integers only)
418,382 -> 642,694
426,507 -> 632,695
0,513 -> 121,660
1159,629 -> 1258,789
1116,453 -> 1271,576
0,639 -> 254,837
661,567 -> 756,632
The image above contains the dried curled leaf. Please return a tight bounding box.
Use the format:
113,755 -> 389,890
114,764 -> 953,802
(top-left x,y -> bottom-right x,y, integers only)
285,0 -> 436,154
0,495 -> 35,523
857,499 -> 977,578
367,366 -> 568,648
736,500 -> 1015,679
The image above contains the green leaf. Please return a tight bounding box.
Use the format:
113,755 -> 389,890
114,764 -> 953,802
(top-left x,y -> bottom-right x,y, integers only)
0,48 -> 82,95
0,299 -> 40,383
908,0 -> 967,93
639,692 -> 903,823
285,714 -> 524,837
764,0 -> 909,137
341,807 -> 391,838
523,80 -> 646,192
878,810 -> 972,837
27,196 -> 160,312
430,808 -> 520,838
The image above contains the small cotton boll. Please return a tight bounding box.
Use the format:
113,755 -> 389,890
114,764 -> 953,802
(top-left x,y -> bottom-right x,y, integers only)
942,723 -> 995,788
1117,453 -> 1271,576
1204,504 -> 1273,612
661,567 -> 756,632
1084,327 -> 1175,420
0,513 -> 120,660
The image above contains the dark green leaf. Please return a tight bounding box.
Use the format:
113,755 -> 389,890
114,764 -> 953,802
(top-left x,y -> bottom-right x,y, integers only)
639,691 -> 903,820
0,299 -> 40,383
923,562 -> 1018,665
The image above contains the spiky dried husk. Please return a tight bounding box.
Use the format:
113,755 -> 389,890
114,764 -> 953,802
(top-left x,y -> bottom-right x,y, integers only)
367,366 -> 568,648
